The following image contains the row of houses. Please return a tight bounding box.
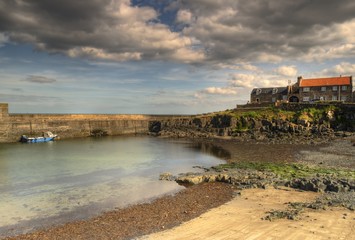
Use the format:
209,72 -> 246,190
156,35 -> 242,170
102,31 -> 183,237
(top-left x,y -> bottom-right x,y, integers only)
250,76 -> 354,104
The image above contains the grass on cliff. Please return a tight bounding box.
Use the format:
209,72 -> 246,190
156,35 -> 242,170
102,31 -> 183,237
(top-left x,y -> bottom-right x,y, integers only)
214,162 -> 355,180
215,105 -> 339,124
220,108 -> 295,121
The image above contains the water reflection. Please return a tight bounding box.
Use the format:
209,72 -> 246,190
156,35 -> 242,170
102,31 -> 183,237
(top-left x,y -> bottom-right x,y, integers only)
0,136 -> 224,237
186,142 -> 232,160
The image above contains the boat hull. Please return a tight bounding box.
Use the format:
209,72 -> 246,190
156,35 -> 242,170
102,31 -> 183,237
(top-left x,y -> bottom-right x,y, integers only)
20,136 -> 56,143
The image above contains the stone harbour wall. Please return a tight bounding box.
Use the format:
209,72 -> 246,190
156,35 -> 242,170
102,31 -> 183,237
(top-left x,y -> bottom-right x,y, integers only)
0,103 -> 195,143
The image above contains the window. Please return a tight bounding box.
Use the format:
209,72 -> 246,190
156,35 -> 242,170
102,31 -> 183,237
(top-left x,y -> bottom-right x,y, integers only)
256,89 -> 262,95
341,96 -> 347,101
272,88 -> 278,94
272,97 -> 276,103
282,95 -> 287,101
303,87 -> 310,92
332,95 -> 338,101
341,86 -> 348,91
320,96 -> 324,101
303,96 -> 310,102
332,86 -> 338,91
321,87 -> 326,91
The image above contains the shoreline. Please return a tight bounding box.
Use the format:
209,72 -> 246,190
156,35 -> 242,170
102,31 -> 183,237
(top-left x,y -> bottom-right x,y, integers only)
2,137 -> 354,240
3,183 -> 235,240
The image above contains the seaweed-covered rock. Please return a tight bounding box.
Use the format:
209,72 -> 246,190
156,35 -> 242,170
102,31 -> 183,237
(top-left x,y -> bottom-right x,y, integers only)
286,177 -> 354,193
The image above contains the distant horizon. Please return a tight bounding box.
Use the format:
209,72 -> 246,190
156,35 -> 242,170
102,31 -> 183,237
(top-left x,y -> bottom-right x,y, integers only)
1,0 -> 355,114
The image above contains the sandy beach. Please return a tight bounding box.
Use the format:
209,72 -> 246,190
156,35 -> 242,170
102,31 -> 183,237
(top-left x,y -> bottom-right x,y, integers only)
142,187 -> 354,240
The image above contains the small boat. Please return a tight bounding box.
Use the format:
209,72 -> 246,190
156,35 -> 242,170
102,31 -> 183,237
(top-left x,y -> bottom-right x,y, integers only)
20,131 -> 58,143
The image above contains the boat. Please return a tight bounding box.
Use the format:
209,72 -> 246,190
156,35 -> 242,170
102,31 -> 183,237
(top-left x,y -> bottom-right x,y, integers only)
20,131 -> 58,143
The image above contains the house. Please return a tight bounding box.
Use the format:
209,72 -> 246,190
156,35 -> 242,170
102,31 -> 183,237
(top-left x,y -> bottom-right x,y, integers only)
250,76 -> 353,104
298,76 -> 353,102
250,87 -> 289,103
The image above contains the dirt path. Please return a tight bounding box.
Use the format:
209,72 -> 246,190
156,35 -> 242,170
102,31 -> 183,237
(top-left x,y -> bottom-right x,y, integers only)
141,188 -> 355,240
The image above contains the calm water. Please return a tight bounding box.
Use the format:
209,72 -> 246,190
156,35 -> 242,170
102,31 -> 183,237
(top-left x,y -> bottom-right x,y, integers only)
0,136 -> 225,237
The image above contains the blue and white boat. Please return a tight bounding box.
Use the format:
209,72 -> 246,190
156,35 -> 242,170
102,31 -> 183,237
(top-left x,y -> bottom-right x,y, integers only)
20,131 -> 58,143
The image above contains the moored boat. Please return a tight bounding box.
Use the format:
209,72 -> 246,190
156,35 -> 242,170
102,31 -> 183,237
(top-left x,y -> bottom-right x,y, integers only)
20,131 -> 58,143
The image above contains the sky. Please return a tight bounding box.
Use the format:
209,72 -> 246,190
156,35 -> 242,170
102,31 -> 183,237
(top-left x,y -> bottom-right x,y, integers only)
0,0 -> 355,114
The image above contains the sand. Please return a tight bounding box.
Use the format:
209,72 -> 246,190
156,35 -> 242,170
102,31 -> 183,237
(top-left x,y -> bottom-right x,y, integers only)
141,187 -> 355,240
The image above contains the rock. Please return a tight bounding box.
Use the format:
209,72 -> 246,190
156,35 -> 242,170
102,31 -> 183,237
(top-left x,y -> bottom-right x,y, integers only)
287,178 -> 354,193
159,172 -> 175,181
176,174 -> 205,185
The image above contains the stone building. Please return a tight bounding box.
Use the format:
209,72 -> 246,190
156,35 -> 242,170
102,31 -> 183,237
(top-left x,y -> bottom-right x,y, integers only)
250,87 -> 289,104
250,76 -> 353,104
298,76 -> 353,102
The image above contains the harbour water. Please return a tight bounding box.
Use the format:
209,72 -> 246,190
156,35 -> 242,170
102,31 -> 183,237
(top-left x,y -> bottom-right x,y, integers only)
0,136 -> 225,237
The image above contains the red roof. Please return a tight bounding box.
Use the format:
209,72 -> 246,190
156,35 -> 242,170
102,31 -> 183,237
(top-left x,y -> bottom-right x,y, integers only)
299,76 -> 351,87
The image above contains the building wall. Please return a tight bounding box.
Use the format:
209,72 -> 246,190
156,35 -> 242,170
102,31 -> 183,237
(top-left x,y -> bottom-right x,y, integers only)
299,85 -> 353,102
250,93 -> 287,103
0,103 -> 8,118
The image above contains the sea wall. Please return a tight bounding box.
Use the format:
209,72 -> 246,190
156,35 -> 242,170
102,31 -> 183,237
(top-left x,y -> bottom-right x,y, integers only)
0,103 -> 195,143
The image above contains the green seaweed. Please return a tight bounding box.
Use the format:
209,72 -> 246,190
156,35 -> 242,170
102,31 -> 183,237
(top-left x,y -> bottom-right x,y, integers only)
214,162 -> 355,180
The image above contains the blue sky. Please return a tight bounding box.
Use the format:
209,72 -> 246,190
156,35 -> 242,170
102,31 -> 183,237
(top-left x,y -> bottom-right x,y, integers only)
0,0 -> 354,114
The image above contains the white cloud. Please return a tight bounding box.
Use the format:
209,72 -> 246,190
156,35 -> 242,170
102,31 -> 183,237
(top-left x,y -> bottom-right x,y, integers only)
215,63 -> 259,71
176,9 -> 193,23
230,74 -> 257,88
320,62 -> 355,76
202,87 -> 237,95
228,70 -> 291,91
68,47 -> 142,61
275,65 -> 298,77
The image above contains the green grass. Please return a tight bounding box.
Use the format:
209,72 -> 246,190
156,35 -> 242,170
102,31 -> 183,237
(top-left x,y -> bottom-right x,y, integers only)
214,162 -> 355,180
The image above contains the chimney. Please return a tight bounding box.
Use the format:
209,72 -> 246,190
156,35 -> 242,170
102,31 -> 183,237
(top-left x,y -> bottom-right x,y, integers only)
297,76 -> 303,86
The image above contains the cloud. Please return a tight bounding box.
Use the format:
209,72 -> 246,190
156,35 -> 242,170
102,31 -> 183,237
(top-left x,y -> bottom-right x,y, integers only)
215,63 -> 260,71
1,0 -> 355,65
201,87 -> 237,95
0,0 -> 204,63
320,62 -> 355,76
178,0 -> 355,63
24,75 -> 57,84
229,74 -> 257,88
0,33 -> 8,46
0,93 -> 60,103
275,65 -> 298,77
176,9 -> 193,23
229,72 -> 289,89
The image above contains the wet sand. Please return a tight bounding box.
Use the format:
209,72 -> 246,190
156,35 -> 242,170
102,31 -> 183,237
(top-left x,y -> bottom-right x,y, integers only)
3,183 -> 235,240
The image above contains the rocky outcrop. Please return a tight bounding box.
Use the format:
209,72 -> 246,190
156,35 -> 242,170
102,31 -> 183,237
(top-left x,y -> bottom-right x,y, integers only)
171,169 -> 285,189
149,106 -> 355,144
161,168 -> 355,194
286,177 -> 355,193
